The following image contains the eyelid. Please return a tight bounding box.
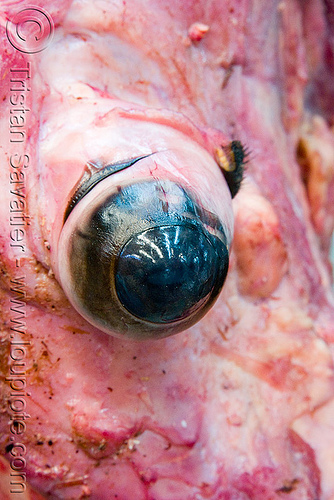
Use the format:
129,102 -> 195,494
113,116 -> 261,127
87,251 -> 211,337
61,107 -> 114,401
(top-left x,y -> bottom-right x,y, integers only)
215,141 -> 248,198
63,154 -> 153,223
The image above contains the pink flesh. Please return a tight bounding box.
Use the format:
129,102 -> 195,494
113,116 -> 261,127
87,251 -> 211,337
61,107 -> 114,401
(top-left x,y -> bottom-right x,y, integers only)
1,0 -> 334,499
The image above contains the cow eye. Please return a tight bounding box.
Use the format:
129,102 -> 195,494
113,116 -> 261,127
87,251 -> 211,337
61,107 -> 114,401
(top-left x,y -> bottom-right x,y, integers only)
58,173 -> 229,340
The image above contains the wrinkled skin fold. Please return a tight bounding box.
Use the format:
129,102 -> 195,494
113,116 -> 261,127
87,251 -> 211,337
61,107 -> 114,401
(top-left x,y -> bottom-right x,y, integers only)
0,0 -> 334,499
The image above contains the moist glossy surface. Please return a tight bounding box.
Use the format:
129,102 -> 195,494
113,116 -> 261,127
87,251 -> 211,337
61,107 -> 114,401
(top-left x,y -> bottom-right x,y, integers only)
115,224 -> 226,323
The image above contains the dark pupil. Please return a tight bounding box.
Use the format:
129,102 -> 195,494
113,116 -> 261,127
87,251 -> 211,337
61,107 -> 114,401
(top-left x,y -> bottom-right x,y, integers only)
115,225 -> 219,323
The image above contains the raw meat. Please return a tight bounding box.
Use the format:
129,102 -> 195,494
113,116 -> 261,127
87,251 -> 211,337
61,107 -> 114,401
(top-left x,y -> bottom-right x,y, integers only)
0,0 -> 334,499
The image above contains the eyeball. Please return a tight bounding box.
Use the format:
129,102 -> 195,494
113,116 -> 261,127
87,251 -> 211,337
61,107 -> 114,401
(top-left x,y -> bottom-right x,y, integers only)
58,170 -> 230,340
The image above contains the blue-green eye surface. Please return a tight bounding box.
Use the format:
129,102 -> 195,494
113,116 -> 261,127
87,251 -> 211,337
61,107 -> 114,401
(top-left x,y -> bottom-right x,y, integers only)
115,224 -> 226,323
59,175 -> 229,340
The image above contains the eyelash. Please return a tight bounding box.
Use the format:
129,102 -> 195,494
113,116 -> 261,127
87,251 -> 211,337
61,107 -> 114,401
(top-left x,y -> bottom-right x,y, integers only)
215,140 -> 249,198
64,155 -> 152,223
